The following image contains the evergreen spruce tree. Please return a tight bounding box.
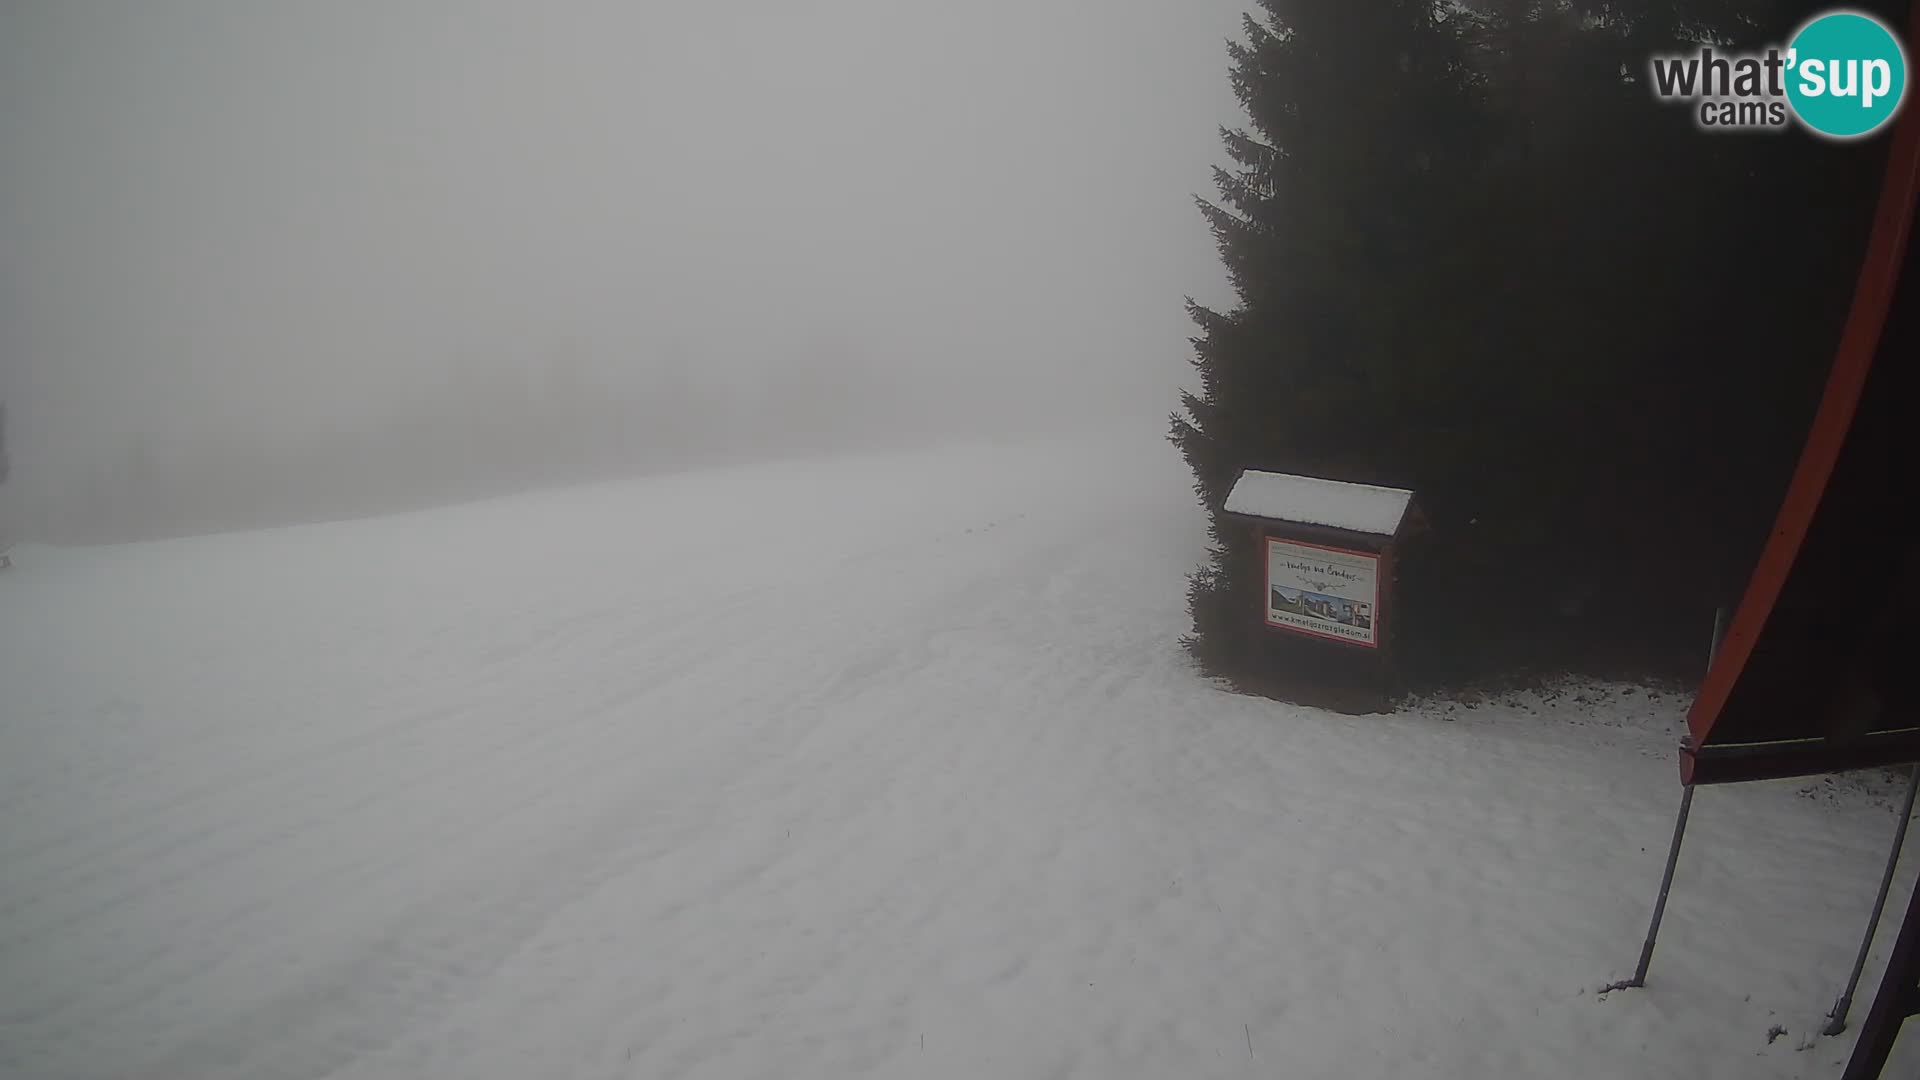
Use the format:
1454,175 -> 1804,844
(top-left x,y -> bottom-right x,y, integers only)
1175,0 -> 1899,688
1453,0 -> 1895,659
1171,1 -> 1485,682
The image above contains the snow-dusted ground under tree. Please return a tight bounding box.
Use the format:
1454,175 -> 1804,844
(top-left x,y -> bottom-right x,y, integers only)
1,434 -> 1914,1080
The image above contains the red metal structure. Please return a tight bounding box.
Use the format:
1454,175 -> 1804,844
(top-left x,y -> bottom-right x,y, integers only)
1630,11 -> 1920,1071
1681,107 -> 1920,780
1681,85 -> 1920,785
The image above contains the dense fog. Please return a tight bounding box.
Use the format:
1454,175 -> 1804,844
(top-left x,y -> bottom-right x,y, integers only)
0,0 -> 1245,543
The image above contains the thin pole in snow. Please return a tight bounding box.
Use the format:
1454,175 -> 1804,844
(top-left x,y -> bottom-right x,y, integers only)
1620,607 -> 1725,990
1627,784 -> 1695,988
1823,761 -> 1920,1037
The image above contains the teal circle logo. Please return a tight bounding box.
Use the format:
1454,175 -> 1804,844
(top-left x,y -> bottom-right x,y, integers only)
1786,10 -> 1908,139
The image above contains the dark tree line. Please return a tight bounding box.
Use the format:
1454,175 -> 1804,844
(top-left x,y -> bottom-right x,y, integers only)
1173,0 -> 1901,690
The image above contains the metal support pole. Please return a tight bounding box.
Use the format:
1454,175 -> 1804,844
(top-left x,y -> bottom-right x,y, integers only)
1617,607 -> 1723,990
1628,783 -> 1696,988
1707,606 -> 1727,672
1824,762 -> 1920,1036
1840,860 -> 1920,1080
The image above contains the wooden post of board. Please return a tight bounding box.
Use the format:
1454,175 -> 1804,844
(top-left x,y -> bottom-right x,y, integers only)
1220,470 -> 1417,706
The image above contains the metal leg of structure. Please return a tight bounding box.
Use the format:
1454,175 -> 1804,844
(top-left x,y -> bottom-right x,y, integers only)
1626,783 -> 1697,988
1841,855 -> 1920,1080
1825,763 -> 1920,1036
1616,608 -> 1722,991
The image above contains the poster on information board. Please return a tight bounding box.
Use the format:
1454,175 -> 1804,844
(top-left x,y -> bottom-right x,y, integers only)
1264,537 -> 1380,648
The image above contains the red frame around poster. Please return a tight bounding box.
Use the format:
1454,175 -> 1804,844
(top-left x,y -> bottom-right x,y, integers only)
1261,533 -> 1384,650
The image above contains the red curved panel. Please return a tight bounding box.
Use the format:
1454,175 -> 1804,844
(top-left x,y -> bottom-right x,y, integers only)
1683,2 -> 1920,785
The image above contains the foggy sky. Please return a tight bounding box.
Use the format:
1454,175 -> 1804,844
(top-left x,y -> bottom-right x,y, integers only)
1,0 -> 1245,535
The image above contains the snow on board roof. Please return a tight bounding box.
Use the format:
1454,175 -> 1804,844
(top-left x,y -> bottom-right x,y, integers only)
1222,470 -> 1414,537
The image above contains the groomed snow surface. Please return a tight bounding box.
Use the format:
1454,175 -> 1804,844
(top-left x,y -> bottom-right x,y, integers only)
1,434 -> 1914,1080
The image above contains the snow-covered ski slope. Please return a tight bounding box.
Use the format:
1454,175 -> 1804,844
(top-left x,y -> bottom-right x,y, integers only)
1,434 -> 1914,1079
